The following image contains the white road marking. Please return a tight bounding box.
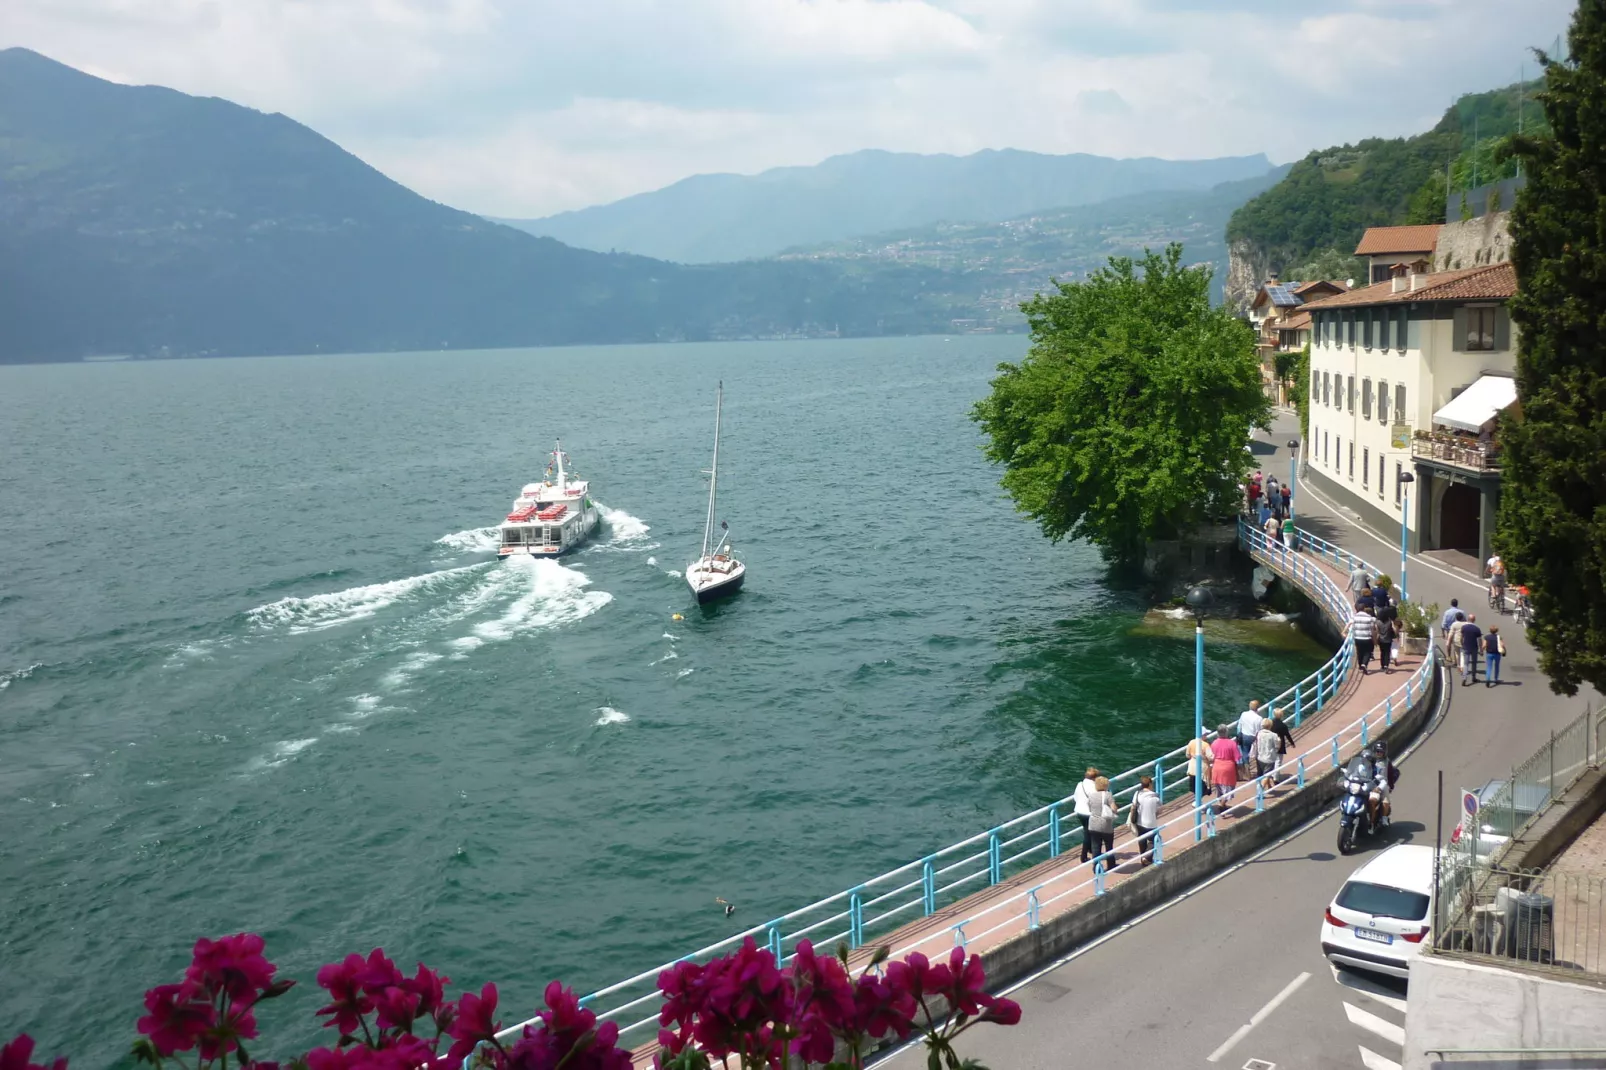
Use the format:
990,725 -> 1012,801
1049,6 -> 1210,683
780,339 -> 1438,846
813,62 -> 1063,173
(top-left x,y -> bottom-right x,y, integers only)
1290,471 -> 1483,593
1329,964 -> 1409,1014
1207,972 -> 1312,1063
1344,1002 -> 1405,1046
1359,1045 -> 1403,1070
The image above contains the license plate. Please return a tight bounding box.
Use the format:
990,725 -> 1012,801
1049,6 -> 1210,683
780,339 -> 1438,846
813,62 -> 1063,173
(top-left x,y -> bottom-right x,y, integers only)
1355,928 -> 1393,945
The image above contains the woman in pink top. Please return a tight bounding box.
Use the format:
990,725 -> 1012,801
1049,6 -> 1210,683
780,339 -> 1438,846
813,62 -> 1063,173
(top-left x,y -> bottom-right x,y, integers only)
1210,723 -> 1242,812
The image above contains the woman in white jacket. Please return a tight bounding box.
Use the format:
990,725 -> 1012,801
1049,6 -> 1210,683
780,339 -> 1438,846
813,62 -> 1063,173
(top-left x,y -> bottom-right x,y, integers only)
1072,767 -> 1099,864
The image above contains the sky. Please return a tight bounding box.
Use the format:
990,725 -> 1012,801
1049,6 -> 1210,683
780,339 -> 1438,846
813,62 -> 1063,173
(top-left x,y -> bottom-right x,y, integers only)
0,0 -> 1576,219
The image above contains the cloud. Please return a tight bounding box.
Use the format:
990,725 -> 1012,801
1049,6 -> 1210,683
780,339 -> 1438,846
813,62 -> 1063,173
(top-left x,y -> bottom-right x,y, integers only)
0,0 -> 1575,216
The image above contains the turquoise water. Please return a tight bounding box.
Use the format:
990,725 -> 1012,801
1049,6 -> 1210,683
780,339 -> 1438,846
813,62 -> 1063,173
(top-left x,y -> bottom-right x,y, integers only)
0,338 -> 1327,1058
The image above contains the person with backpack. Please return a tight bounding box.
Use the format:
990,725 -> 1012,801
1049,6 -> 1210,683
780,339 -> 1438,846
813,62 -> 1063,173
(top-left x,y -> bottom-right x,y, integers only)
1375,610 -> 1397,674
1483,626 -> 1506,686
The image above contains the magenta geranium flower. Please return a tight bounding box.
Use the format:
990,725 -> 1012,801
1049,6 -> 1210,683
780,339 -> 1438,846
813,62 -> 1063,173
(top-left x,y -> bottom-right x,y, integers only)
979,997 -> 1022,1026
137,983 -> 215,1056
355,949 -> 405,997
1,1034 -> 66,1070
316,954 -> 378,1036
187,933 -> 277,1003
445,983 -> 500,1062
402,964 -> 449,1020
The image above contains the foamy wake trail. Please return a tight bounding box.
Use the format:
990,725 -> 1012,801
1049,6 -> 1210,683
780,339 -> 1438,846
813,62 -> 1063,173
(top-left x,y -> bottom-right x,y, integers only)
248,737 -> 319,772
449,557 -> 611,652
594,707 -> 630,726
595,503 -> 652,549
248,565 -> 484,634
0,663 -> 42,690
435,527 -> 500,554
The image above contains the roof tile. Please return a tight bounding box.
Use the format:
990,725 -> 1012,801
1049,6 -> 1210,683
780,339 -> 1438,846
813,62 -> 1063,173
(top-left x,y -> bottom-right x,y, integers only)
1299,263 -> 1516,310
1353,224 -> 1442,256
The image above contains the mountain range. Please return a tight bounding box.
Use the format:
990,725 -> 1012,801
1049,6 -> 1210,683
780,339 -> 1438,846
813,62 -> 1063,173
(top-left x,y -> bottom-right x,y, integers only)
494,149 -> 1277,263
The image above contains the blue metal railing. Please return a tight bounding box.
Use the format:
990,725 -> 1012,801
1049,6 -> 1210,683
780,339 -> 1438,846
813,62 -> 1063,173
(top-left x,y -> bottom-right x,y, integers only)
497,520 -> 1392,1047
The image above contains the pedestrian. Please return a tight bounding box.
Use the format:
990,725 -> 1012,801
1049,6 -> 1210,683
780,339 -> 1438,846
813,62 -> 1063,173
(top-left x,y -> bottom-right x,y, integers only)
1263,512 -> 1281,542
1072,767 -> 1099,863
1258,499 -> 1272,528
1352,602 -> 1376,673
1211,724 -> 1242,813
1447,610 -> 1468,670
1270,707 -> 1295,756
1371,582 -> 1394,614
1375,609 -> 1396,674
1265,475 -> 1280,514
1254,717 -> 1280,780
1236,701 -> 1264,775
1483,626 -> 1506,686
1185,732 -> 1213,795
1085,775 -> 1117,864
1347,563 -> 1371,597
1280,484 -> 1291,517
1247,479 -> 1262,516
1440,598 -> 1462,649
1460,613 -> 1483,686
1129,775 -> 1161,866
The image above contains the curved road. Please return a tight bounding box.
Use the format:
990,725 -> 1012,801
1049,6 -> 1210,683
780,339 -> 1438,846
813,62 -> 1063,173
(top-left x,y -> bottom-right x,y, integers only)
891,413 -> 1600,1070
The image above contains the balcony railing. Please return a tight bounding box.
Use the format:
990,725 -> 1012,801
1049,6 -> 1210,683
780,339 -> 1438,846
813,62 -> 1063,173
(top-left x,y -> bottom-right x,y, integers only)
1412,435 -> 1502,472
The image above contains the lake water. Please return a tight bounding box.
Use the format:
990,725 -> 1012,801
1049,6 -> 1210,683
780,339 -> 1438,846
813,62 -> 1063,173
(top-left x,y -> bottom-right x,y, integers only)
0,337 -> 1327,1058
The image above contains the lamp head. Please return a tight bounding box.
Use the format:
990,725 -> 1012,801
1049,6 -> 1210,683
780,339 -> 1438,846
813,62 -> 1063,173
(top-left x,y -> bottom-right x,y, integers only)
1398,472 -> 1416,485
1184,585 -> 1214,622
1287,439 -> 1299,450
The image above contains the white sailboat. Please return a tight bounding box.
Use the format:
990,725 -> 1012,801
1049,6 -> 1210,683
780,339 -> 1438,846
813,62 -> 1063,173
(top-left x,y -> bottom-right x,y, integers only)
686,383 -> 745,604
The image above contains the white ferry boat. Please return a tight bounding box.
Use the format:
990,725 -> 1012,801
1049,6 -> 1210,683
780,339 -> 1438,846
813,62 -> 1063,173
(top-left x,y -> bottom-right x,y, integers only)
497,441 -> 601,558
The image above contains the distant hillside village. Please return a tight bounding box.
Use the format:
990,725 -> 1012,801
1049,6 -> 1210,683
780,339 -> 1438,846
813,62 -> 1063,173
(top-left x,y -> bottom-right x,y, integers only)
1246,186 -> 1517,576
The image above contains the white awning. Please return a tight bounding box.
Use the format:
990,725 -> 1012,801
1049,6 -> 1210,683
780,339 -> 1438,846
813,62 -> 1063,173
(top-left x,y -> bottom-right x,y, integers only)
1432,375 -> 1518,432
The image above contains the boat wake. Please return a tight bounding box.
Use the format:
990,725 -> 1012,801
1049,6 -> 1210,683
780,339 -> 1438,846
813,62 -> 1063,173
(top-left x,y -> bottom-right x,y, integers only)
247,565 -> 488,634
448,556 -> 612,653
435,527 -> 500,554
593,503 -> 654,550
594,706 -> 630,726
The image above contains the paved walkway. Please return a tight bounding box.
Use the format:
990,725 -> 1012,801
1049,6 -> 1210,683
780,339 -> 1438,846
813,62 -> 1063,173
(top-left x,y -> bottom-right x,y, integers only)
832,532 -> 1423,971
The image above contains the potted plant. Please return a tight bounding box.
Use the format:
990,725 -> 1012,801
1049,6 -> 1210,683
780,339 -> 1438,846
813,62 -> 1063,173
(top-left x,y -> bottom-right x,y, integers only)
1396,600 -> 1439,655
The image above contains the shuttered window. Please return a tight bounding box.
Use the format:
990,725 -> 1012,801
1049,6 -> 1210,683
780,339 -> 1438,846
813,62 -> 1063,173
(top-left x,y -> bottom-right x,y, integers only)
1362,379 -> 1373,419
1379,381 -> 1390,424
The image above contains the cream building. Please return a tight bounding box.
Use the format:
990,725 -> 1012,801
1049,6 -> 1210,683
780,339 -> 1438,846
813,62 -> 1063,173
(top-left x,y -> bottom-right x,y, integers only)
1301,261 -> 1518,568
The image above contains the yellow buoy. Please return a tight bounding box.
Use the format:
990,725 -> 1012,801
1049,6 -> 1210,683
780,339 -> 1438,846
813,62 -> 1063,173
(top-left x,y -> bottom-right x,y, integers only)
671,613 -> 684,621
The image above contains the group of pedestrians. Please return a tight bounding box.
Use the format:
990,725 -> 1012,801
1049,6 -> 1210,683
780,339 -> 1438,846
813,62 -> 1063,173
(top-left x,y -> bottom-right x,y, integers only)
1072,768 -> 1163,868
1247,471 -> 1294,546
1346,565 -> 1401,674
1439,597 -> 1507,686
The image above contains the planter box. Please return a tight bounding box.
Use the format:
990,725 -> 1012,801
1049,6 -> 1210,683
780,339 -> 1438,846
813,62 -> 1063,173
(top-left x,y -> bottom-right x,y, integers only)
1401,635 -> 1430,655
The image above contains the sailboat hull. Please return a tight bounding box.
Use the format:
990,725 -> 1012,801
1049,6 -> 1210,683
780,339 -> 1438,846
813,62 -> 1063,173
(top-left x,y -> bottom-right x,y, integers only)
692,570 -> 744,604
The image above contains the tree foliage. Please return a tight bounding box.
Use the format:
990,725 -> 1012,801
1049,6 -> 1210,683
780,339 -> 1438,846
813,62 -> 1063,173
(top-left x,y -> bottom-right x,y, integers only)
972,244 -> 1267,564
1495,3 -> 1606,697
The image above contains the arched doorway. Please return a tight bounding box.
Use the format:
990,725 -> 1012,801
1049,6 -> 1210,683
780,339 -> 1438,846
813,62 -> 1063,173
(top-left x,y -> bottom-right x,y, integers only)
1439,483 -> 1481,552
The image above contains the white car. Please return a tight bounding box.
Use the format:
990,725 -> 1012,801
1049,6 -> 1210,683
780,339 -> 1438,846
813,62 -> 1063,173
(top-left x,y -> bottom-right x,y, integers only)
1319,844 -> 1436,979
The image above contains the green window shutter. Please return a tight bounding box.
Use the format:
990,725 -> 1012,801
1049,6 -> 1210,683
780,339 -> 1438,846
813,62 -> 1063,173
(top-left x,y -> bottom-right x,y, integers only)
1494,307 -> 1511,351
1451,307 -> 1468,352
1380,308 -> 1391,349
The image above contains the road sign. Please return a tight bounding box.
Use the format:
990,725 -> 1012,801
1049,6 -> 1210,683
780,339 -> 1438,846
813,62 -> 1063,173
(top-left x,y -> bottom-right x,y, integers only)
1462,790 -> 1480,818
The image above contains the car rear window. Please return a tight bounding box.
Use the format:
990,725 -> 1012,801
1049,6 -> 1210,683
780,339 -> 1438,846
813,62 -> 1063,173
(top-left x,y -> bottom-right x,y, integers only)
1336,881 -> 1429,921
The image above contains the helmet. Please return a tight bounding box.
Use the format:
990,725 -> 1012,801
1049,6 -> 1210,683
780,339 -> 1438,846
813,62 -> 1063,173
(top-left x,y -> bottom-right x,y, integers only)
1368,741 -> 1387,761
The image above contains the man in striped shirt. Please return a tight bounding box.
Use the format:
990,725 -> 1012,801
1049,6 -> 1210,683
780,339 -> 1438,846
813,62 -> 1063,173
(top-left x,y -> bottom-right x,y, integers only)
1351,603 -> 1377,673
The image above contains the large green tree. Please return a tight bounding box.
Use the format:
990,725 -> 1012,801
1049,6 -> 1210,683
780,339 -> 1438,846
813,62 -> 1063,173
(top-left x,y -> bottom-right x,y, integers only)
972,244 -> 1267,564
1496,0 -> 1606,696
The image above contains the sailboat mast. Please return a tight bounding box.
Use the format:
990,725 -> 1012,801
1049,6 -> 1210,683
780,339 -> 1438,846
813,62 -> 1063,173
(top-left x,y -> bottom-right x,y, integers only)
554,439 -> 567,491
702,383 -> 722,558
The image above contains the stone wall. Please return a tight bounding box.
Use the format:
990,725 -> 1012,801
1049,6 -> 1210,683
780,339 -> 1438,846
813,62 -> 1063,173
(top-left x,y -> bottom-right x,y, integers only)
1404,955 -> 1606,1069
1434,211 -> 1512,273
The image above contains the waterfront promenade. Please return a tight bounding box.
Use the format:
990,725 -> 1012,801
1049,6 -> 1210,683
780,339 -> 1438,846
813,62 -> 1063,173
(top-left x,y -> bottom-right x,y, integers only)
904,413 -> 1605,1070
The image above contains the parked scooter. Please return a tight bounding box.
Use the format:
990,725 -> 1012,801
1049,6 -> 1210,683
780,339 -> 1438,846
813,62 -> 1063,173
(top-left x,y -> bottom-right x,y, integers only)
1337,743 -> 1399,855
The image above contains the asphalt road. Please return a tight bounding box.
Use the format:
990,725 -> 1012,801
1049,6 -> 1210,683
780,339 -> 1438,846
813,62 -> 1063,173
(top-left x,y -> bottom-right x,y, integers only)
887,413 -> 1601,1070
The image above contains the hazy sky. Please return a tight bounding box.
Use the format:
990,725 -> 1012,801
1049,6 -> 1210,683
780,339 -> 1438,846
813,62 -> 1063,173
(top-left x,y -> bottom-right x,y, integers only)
0,0 -> 1574,218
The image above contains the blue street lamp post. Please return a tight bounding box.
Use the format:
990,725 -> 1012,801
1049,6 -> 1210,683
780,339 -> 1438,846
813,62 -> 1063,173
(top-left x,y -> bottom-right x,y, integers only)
1185,585 -> 1215,842
1287,439 -> 1299,524
1398,472 -> 1415,602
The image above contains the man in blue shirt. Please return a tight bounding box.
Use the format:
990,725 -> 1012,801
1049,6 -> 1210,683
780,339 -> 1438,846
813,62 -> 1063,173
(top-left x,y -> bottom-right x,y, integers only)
1439,598 -> 1461,637
1460,613 -> 1483,686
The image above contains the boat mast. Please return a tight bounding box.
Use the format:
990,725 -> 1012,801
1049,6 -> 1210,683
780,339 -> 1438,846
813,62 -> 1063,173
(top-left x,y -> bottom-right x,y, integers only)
553,439 -> 567,492
702,383 -> 721,559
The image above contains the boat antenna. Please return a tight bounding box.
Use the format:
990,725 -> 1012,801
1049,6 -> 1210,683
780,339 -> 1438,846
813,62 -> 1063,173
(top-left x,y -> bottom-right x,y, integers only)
702,383 -> 722,560
554,438 -> 567,491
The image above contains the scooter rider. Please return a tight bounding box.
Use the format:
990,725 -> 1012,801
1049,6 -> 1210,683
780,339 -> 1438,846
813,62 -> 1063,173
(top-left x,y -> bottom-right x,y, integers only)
1364,741 -> 1399,828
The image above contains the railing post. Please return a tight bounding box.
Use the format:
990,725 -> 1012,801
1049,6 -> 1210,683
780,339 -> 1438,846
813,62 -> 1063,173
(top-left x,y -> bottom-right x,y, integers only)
921,857 -> 936,915
1331,735 -> 1341,768
1361,716 -> 1370,748
1550,729 -> 1557,797
849,888 -> 864,949
1153,829 -> 1164,866
767,920 -> 783,961
1206,805 -> 1218,838
1295,682 -> 1304,727
1093,859 -> 1106,896
988,829 -> 1002,885
1027,887 -> 1042,930
1407,676 -> 1414,705
1048,805 -> 1062,859
1298,756 -> 1306,789
952,923 -> 967,949
1386,696 -> 1394,727
1256,776 -> 1266,813
1154,760 -> 1165,803
1317,663 -> 1327,711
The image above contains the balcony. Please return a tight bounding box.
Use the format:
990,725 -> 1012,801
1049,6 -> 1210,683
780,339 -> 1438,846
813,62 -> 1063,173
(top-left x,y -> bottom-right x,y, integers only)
1411,432 -> 1501,473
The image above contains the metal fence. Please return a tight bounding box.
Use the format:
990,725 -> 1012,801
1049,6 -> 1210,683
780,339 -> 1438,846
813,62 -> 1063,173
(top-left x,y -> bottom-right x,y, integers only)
1436,861 -> 1606,981
485,521 -> 1419,1046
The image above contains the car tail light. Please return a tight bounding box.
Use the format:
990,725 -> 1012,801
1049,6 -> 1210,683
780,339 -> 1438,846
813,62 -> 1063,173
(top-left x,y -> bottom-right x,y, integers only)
1400,927 -> 1431,943
1324,908 -> 1348,928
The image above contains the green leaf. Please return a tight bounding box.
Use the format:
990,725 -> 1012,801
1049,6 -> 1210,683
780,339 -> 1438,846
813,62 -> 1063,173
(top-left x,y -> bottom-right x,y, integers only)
131,1038 -> 161,1067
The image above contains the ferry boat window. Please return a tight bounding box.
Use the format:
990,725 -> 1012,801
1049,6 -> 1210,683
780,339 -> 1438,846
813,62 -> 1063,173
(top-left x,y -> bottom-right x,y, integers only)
544,527 -> 558,543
